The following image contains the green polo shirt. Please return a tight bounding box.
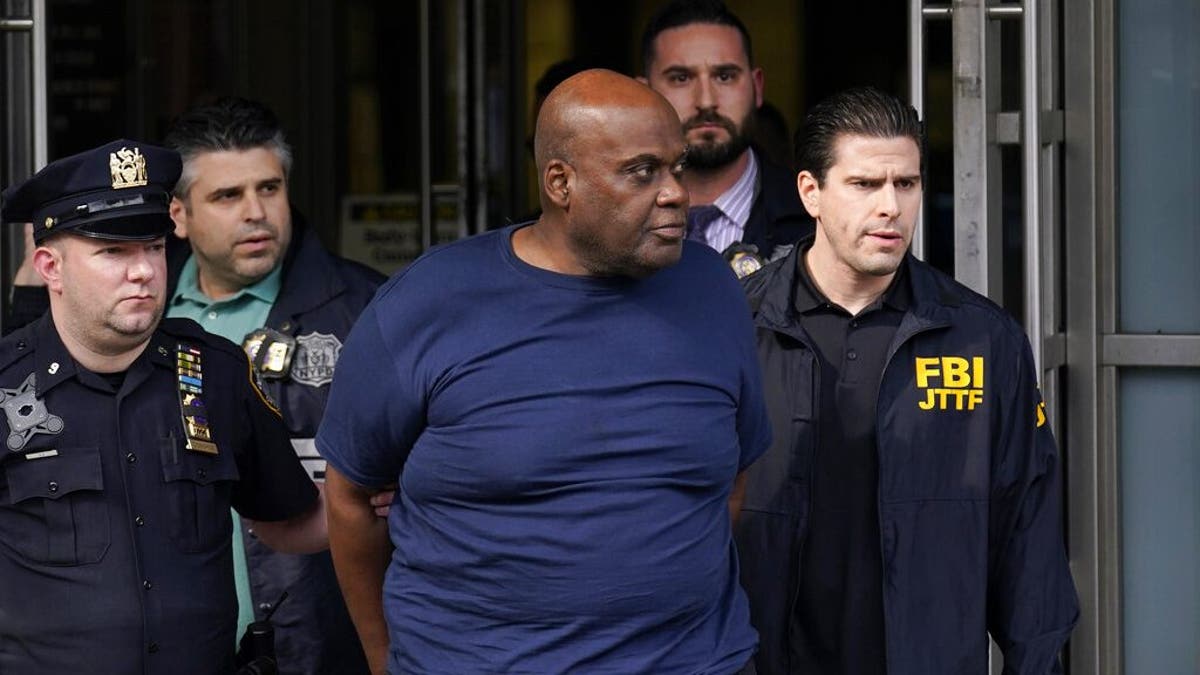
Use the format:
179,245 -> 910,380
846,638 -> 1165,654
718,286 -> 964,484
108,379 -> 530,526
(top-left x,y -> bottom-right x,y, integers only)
168,255 -> 284,643
169,256 -> 283,345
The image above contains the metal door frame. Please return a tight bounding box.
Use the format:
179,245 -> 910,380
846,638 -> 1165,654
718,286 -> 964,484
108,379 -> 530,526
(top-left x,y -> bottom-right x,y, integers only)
1,0 -> 47,164
1062,2 -> 1111,672
1065,0 -> 1200,672
1,0 -> 47,334
910,1 -> 1070,672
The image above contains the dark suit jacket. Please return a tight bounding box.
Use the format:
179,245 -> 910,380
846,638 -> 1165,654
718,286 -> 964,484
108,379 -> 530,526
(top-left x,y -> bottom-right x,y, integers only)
739,151 -> 814,260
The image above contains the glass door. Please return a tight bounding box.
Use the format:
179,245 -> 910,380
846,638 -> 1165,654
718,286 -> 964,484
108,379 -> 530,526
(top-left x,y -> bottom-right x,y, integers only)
1112,2 -> 1200,672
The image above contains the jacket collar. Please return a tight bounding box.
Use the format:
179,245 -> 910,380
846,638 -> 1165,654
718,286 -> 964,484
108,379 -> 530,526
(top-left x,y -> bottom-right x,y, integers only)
266,214 -> 347,326
32,313 -> 175,397
791,244 -> 912,315
747,234 -> 960,340
31,314 -> 77,395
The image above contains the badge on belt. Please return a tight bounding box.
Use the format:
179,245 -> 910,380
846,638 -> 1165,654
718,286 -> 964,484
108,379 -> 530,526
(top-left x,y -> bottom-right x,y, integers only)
722,242 -> 765,279
242,328 -> 296,380
176,343 -> 218,455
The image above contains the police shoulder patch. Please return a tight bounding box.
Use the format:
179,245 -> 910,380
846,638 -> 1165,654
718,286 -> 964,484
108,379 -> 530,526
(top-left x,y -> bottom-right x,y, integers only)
290,332 -> 343,387
246,354 -> 283,418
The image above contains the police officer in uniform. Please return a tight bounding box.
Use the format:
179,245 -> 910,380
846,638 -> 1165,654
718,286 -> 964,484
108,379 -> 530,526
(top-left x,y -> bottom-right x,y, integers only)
162,98 -> 383,675
5,99 -> 384,674
0,140 -> 327,674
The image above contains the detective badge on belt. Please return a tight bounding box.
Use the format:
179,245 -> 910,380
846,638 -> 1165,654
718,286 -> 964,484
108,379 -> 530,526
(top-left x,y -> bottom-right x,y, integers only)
722,242 -> 765,279
177,343 -> 218,455
242,328 -> 296,380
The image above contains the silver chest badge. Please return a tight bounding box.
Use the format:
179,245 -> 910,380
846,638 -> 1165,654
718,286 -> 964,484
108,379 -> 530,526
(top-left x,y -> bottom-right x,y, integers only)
290,332 -> 342,387
1,373 -> 65,452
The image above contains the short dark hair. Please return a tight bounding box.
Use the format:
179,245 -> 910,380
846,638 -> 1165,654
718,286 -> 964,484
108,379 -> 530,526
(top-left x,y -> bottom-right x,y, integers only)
794,87 -> 924,186
641,0 -> 753,76
164,96 -> 293,198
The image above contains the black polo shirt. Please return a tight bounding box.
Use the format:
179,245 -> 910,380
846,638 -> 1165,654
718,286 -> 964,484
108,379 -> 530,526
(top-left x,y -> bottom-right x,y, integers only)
790,249 -> 911,675
0,315 -> 317,675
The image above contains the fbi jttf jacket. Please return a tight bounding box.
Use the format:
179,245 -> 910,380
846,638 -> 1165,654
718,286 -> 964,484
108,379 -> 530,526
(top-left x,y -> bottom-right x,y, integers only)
736,240 -> 1079,675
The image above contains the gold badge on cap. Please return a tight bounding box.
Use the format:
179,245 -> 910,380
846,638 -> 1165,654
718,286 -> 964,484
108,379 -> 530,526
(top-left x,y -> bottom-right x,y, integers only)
109,146 -> 148,189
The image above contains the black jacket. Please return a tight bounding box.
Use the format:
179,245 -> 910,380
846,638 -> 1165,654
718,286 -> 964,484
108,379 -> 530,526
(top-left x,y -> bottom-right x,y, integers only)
736,239 -> 1078,675
739,153 -> 813,261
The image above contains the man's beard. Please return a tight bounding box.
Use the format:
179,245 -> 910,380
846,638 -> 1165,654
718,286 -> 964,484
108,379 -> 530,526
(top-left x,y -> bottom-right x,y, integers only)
683,109 -> 755,170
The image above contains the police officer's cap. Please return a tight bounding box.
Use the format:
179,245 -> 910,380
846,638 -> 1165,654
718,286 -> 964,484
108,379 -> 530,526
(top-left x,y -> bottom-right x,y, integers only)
1,139 -> 181,244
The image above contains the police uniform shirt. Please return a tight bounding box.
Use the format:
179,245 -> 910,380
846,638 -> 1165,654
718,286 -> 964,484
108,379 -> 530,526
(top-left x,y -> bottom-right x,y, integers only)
0,314 -> 317,675
789,247 -> 911,675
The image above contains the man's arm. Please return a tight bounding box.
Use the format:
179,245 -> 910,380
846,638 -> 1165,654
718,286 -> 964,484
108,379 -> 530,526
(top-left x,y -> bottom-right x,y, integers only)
326,464 -> 393,675
988,341 -> 1079,673
248,485 -> 329,554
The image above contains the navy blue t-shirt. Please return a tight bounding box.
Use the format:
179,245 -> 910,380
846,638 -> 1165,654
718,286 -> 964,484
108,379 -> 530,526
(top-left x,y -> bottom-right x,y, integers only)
317,225 -> 771,674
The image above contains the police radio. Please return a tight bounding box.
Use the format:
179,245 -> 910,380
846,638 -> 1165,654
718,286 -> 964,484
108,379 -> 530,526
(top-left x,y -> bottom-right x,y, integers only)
235,591 -> 288,675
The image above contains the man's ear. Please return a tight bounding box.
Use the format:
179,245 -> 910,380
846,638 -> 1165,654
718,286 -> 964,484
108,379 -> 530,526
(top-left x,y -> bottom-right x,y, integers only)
32,245 -> 65,294
797,171 -> 821,220
543,159 -> 574,209
752,67 -> 765,109
168,196 -> 189,239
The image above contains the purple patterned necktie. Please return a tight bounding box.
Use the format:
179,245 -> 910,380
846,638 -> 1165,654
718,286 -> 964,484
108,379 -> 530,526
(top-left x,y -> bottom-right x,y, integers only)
686,204 -> 724,243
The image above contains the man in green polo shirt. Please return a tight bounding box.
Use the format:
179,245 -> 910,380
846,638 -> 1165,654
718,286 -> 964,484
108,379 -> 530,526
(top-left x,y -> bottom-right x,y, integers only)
164,98 -> 385,675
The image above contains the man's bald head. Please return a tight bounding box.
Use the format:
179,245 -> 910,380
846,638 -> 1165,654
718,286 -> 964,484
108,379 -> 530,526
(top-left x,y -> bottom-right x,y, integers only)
519,68 -> 689,279
533,69 -> 679,173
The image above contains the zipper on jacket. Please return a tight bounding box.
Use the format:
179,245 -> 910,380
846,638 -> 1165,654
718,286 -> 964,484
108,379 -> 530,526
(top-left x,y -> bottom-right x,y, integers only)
872,317 -> 950,671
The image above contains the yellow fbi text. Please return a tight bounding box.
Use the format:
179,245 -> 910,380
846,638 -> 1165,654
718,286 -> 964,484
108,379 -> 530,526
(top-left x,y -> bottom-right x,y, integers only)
915,356 -> 985,411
